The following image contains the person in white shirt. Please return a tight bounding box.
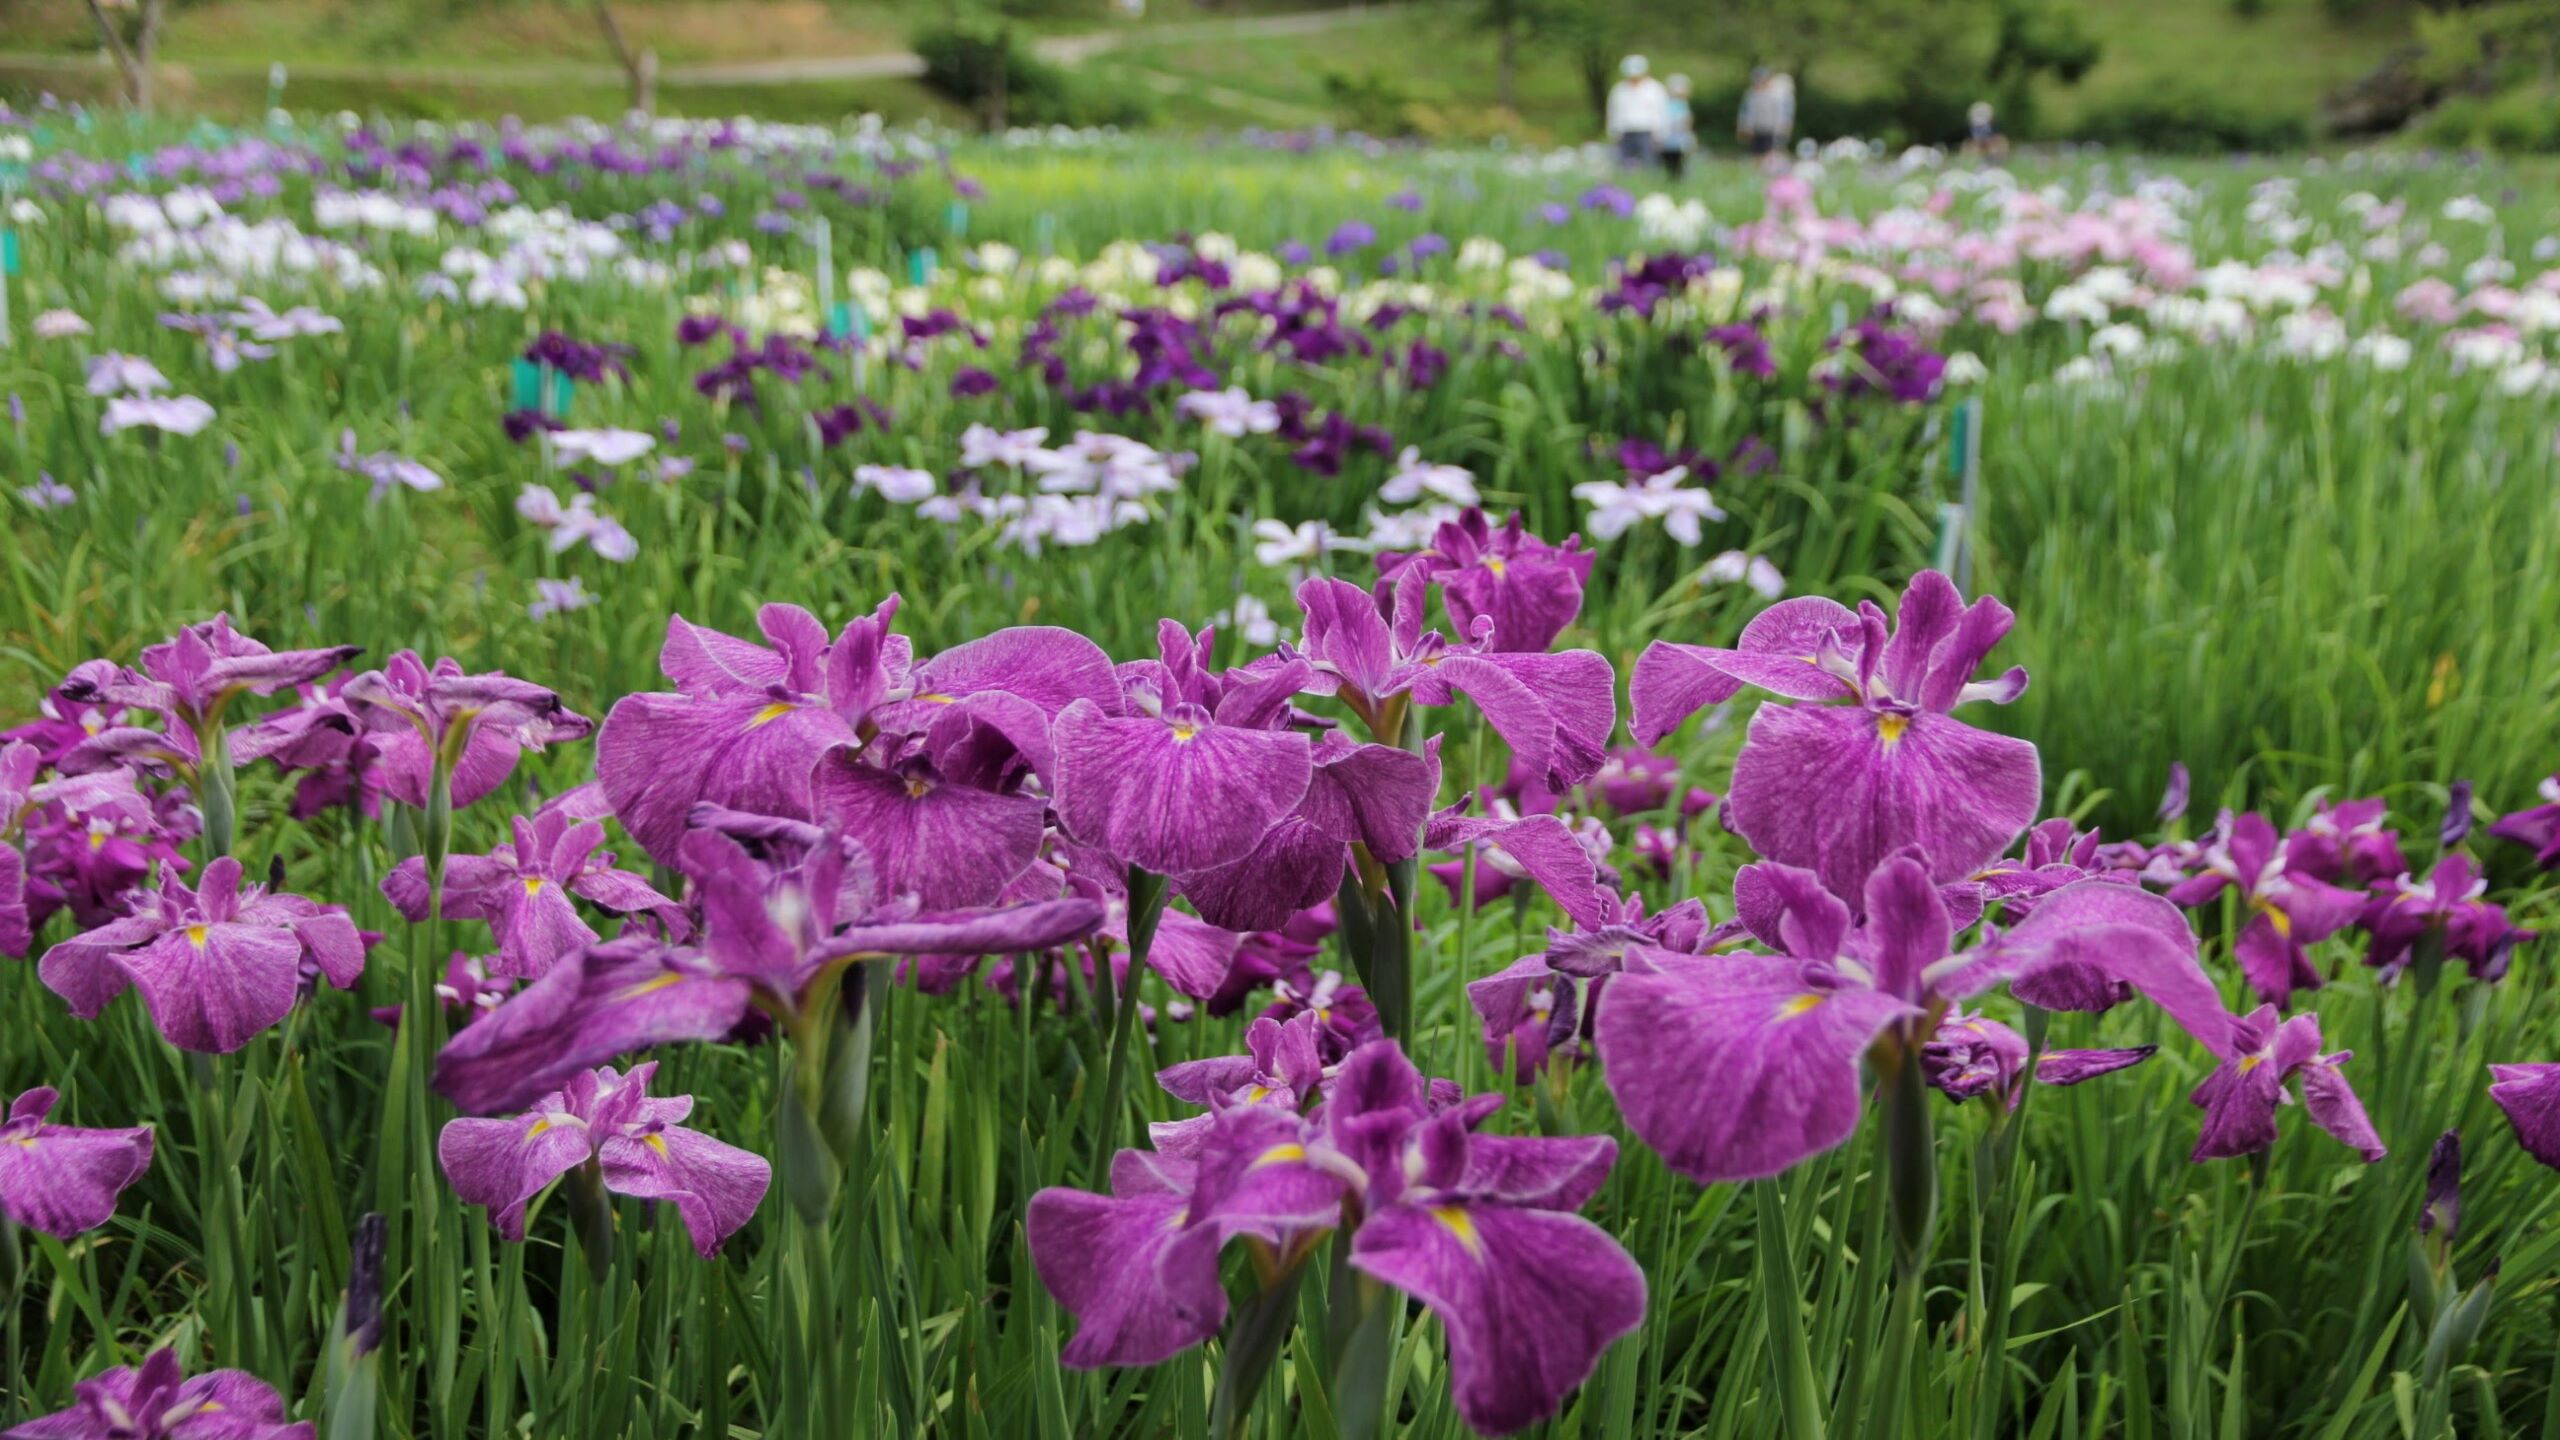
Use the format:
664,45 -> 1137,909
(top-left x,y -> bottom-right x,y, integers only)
1738,67 -> 1795,167
1659,74 -> 1696,179
1605,55 -> 1668,170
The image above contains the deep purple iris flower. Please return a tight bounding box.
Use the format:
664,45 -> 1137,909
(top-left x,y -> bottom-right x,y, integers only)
39,856 -> 366,1053
1374,510 -> 1592,655
2,1348 -> 311,1440
440,1061 -> 769,1256
1027,1036 -> 1645,1436
2164,812 -> 2367,1007
1294,570 -> 1614,793
1632,570 -> 2040,901
343,651 -> 591,811
1596,861 -> 2224,1184
2287,797 -> 2410,886
2360,854 -> 2534,983
0,1086 -> 154,1240
2188,1004 -> 2384,1163
1972,818 -> 2140,920
383,807 -> 685,978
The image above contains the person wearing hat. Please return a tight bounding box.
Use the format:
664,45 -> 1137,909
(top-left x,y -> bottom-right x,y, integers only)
1605,55 -> 1668,170
1738,66 -> 1794,167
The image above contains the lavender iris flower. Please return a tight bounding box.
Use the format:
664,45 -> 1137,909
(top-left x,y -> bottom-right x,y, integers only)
439,1062 -> 770,1256
2,1348 -> 311,1440
1631,569 -> 2040,899
38,856 -> 366,1053
0,1086 -> 153,1239
1026,1036 -> 1645,1436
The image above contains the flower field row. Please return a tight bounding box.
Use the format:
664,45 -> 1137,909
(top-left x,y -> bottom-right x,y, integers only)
1,107 -> 2558,1437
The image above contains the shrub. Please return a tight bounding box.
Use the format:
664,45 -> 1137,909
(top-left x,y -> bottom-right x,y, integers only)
912,20 -> 1149,130
2076,85 -> 2311,152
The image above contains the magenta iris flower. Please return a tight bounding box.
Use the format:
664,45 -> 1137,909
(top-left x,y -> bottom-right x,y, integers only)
1632,570 -> 2040,900
39,856 -> 366,1053
2288,797 -> 2410,886
382,807 -> 685,978
1027,1034 -> 1644,1436
2164,812 -> 2367,1007
0,1086 -> 154,1240
2188,1005 -> 2384,1163
1597,862 -> 2225,1184
439,1062 -> 770,1256
1922,1009 -> 2154,1107
2,1348 -> 311,1440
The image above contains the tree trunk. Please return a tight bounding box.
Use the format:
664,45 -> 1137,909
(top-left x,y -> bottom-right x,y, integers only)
1496,18 -> 1517,112
82,0 -> 161,111
592,0 -> 653,114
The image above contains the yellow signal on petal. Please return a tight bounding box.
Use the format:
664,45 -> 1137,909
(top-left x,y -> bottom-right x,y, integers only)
523,877 -> 545,896
646,1133 -> 671,1156
1432,1205 -> 1485,1259
2257,902 -> 2293,939
1876,713 -> 1911,748
185,924 -> 209,948
1248,1143 -> 1305,1170
1776,993 -> 1825,1019
747,702 -> 796,729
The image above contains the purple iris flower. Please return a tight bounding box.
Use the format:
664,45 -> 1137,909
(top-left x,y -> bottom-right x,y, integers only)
38,856 -> 366,1054
1922,1008 -> 2154,1108
434,824 -> 1101,1114
1971,817 -> 2140,919
1026,1038 -> 1645,1436
440,1062 -> 769,1256
2361,854 -> 2534,982
2165,812 -> 2367,1007
1050,629 -> 1318,880
2287,797 -> 2409,885
597,600 -> 1117,868
1596,861 -> 2225,1184
3,1348 -> 311,1440
2489,774 -> 2560,868
2188,1004 -> 2384,1163
58,615 -> 358,776
343,651 -> 591,811
1374,510 -> 1592,654
1631,570 -> 2040,901
2490,1063 -> 2560,1171
0,1086 -> 154,1239
1294,570 -> 1615,791
230,674 -> 385,820
383,808 -> 686,978
1323,220 -> 1376,256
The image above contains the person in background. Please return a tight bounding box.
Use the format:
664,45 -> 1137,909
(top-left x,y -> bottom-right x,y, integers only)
1605,55 -> 1668,171
1739,66 -> 1796,169
1966,99 -> 2007,159
1659,74 -> 1696,180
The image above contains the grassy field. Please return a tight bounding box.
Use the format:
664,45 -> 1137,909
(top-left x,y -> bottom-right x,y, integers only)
0,116 -> 2557,1440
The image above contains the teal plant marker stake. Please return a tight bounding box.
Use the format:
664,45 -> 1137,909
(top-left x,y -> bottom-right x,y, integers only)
946,201 -> 970,240
907,247 -> 937,287
126,154 -> 149,183
1930,396 -> 1984,589
827,301 -> 855,341
546,370 -> 575,418
812,215 -> 834,337
0,229 -> 15,350
1034,211 -> 1057,258
509,358 -> 543,413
